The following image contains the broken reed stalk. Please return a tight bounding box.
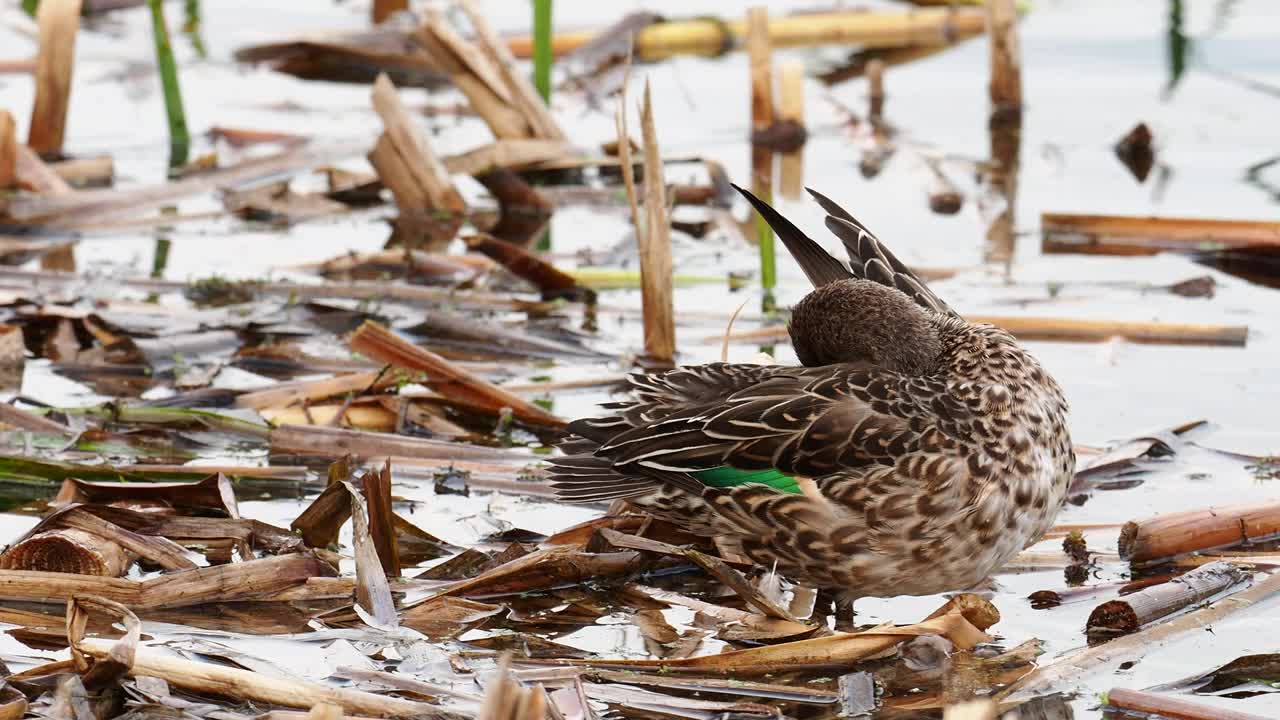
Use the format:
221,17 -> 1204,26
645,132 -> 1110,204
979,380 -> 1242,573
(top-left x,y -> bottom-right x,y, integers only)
747,6 -> 777,298
986,0 -> 1022,112
464,233 -> 584,300
1119,500 -> 1280,565
777,60 -> 804,201
417,11 -> 531,140
0,552 -> 332,608
347,321 -> 565,427
371,0 -> 407,25
49,154 -> 113,186
1041,212 -> 1280,255
1103,688 -> 1269,720
983,0 -> 1021,265
234,370 -> 400,411
999,569 -> 1280,703
532,0 -> 553,103
457,0 -> 564,141
28,0 -> 82,156
637,81 -> 676,365
34,507 -> 197,572
480,655 -> 548,720
0,111 -> 15,188
0,527 -> 133,576
1086,561 -> 1249,638
75,638 -> 459,719
360,462 -> 400,578
147,0 -> 190,165
506,8 -> 988,61
714,315 -> 1248,347
866,59 -> 886,121
368,73 -> 467,249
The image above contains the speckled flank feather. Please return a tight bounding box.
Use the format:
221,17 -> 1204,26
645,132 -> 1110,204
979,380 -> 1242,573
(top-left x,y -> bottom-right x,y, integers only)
549,187 -> 1074,598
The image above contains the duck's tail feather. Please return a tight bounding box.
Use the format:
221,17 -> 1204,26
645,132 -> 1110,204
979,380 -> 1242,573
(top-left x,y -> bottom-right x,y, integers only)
805,187 -> 959,318
548,454 -> 659,503
730,183 -> 854,288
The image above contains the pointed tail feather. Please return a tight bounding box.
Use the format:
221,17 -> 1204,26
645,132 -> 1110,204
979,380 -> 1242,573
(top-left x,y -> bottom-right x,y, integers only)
806,187 -> 959,318
731,183 -> 853,288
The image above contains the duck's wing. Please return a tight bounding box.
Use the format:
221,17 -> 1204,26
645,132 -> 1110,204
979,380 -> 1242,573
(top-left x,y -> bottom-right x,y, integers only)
730,183 -> 854,287
550,363 -> 970,502
568,362 -> 791,442
806,187 -> 960,319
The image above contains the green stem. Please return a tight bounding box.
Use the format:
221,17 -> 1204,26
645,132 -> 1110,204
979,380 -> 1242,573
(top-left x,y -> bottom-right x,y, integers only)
182,0 -> 208,59
21,0 -> 38,18
532,0 -> 553,251
148,0 -> 191,168
757,210 -> 777,291
151,236 -> 172,278
532,0 -> 553,103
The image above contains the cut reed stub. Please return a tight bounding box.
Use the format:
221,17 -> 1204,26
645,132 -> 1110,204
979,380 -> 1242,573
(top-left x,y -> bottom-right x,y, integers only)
0,110 -> 16,189
1104,687 -> 1271,720
1118,500 -> 1280,565
1085,561 -> 1249,639
0,527 -> 133,576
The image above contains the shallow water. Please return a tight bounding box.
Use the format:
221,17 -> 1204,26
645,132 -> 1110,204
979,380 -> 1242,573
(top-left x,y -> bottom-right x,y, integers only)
2,0 -> 1279,717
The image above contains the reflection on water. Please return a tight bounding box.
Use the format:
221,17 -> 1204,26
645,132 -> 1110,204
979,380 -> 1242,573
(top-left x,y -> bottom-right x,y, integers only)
1165,0 -> 1190,98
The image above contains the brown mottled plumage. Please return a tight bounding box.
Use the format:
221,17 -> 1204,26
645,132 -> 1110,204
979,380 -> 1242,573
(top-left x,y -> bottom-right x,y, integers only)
549,185 -> 1073,599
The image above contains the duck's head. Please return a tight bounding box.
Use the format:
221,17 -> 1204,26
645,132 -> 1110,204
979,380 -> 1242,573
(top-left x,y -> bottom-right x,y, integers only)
788,278 -> 942,373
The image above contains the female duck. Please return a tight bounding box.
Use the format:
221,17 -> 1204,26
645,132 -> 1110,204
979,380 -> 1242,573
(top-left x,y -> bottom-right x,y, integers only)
550,186 -> 1073,598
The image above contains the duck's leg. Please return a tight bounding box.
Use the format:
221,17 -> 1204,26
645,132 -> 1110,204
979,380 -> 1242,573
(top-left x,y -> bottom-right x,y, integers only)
833,596 -> 857,632
817,589 -> 858,632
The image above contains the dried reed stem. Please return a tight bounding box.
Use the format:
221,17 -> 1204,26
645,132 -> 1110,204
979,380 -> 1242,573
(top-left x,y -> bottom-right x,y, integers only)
76,637 -> 458,718
1105,688 -> 1268,720
347,322 -> 565,427
1119,500 -> 1280,564
1041,212 -> 1280,255
28,0 -> 81,155
637,80 -> 675,364
505,8 -> 989,61
777,60 -> 804,201
1086,561 -> 1249,637
0,111 -> 15,188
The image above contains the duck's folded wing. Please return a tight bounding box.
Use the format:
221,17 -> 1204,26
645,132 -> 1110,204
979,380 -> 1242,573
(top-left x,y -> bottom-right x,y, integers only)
595,366 -> 965,483
569,362 -> 792,441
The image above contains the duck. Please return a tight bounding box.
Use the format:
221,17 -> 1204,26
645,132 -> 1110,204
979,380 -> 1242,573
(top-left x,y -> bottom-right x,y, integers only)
549,185 -> 1074,599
